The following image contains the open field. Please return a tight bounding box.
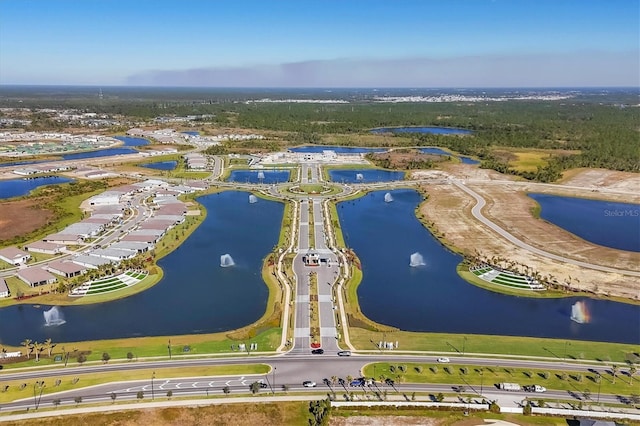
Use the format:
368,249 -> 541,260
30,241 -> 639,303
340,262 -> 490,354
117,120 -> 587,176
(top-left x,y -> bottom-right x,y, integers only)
0,199 -> 55,241
412,167 -> 640,301
363,362 -> 636,396
348,329 -> 639,364
2,401 -> 310,426
0,364 -> 269,404
0,328 -> 282,370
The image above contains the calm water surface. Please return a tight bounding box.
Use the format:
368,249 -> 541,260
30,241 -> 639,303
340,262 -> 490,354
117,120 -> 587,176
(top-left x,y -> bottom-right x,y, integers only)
0,191 -> 283,345
289,146 -> 386,154
0,176 -> 73,199
419,148 -> 480,165
227,170 -> 290,184
529,194 -> 640,252
140,161 -> 178,171
338,189 -> 639,343
371,126 -> 472,135
329,169 -> 404,183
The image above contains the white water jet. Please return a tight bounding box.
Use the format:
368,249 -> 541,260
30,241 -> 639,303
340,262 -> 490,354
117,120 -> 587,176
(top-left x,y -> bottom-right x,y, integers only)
248,194 -> 258,204
409,252 -> 425,267
355,173 -> 364,181
570,301 -> 590,324
43,306 -> 66,326
220,254 -> 235,268
384,192 -> 393,203
257,171 -> 265,180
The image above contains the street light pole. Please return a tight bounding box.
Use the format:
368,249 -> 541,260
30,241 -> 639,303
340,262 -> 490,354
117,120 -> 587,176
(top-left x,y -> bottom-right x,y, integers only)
273,367 -> 276,394
597,373 -> 601,404
462,336 -> 467,356
151,371 -> 156,400
479,368 -> 484,396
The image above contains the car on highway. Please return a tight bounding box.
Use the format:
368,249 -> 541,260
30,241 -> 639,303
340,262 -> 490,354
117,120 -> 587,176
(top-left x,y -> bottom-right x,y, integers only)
436,357 -> 450,363
337,350 -> 351,356
524,385 -> 546,393
350,379 -> 365,387
303,381 -> 316,388
311,348 -> 324,354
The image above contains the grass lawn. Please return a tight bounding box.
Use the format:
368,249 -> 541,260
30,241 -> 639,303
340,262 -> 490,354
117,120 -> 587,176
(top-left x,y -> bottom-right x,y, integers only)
348,328 -> 638,364
0,364 -> 270,404
1,327 -> 283,370
362,362 -> 635,397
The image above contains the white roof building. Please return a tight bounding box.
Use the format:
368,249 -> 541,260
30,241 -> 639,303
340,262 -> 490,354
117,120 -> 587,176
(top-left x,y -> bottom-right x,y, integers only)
0,247 -> 31,265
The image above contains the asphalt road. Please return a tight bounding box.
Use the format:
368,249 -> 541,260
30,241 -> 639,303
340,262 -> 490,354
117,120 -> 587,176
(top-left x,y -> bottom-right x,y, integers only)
0,353 -> 630,412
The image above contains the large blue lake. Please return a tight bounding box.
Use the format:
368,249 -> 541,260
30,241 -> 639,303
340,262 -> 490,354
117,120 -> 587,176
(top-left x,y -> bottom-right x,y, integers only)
0,136 -> 148,167
419,147 -> 479,165
0,176 -> 73,200
0,191 -> 283,345
329,169 -> 405,183
338,189 -> 639,343
140,160 -> 178,171
529,194 -> 640,252
289,146 -> 386,154
371,126 -> 472,135
227,169 -> 290,184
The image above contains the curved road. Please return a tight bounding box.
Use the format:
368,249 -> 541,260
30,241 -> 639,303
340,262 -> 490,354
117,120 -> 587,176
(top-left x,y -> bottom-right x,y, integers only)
452,180 -> 640,277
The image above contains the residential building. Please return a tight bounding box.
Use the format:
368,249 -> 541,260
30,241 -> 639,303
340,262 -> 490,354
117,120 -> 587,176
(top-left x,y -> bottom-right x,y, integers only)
0,247 -> 31,265
17,267 -> 57,287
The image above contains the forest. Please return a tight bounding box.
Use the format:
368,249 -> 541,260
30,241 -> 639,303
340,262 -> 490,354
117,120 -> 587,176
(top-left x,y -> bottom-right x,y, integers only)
1,88 -> 638,181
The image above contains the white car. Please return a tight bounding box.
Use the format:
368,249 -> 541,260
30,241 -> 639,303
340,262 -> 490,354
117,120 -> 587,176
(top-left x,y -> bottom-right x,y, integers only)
303,381 -> 316,388
436,357 -> 450,363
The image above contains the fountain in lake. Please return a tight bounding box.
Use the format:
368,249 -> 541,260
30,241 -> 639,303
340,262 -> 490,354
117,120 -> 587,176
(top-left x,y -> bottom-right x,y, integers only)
384,192 -> 393,203
257,171 -> 265,180
43,306 -> 66,326
409,252 -> 425,267
220,254 -> 235,268
355,173 -> 364,181
570,301 -> 590,324
248,194 -> 258,204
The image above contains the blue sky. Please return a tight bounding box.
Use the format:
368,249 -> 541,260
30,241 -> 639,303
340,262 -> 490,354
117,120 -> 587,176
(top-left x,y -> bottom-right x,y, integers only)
0,0 -> 638,87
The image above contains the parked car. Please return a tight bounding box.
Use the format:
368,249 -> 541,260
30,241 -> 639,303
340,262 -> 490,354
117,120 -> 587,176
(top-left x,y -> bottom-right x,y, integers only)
311,348 -> 324,355
303,381 -> 316,388
436,357 -> 450,363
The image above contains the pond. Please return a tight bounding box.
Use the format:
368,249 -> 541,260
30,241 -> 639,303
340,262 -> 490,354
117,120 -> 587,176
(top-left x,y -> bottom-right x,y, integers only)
328,169 -> 405,183
0,176 -> 74,200
528,194 -> 640,252
289,146 -> 386,154
140,161 -> 178,171
226,169 -> 290,184
60,136 -> 149,160
371,126 -> 472,135
337,189 -> 639,343
419,147 -> 480,165
0,191 -> 283,345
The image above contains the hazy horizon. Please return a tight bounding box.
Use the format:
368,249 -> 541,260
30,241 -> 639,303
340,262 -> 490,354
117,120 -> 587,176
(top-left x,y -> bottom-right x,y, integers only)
1,0 -> 638,87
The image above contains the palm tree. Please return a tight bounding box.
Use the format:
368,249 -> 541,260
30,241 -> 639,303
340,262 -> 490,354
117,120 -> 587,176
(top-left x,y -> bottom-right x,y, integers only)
33,341 -> 41,362
629,365 -> 637,384
21,339 -> 32,359
611,365 -> 619,384
44,338 -> 53,357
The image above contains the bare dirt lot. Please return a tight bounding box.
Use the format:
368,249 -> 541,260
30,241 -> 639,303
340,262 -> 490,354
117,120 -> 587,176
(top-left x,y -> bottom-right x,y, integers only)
331,416 -> 441,426
414,167 -> 640,300
0,198 -> 54,241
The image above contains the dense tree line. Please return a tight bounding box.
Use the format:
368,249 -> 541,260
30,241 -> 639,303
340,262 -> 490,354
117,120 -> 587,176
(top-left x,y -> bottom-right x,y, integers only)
2,92 -> 637,177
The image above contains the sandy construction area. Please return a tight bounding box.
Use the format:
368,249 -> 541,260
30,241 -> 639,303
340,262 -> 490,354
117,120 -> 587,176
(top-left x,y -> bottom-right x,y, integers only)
415,167 -> 640,301
0,199 -> 54,242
